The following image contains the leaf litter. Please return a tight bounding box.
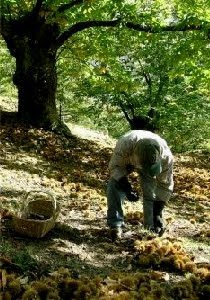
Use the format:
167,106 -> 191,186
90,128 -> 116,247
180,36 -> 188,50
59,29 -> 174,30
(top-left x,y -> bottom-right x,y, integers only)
0,124 -> 209,299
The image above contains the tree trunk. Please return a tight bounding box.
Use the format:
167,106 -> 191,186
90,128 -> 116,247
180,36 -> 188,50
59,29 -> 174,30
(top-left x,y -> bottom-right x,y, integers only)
129,115 -> 157,132
1,5 -> 120,131
1,10 -> 62,130
12,45 -> 58,129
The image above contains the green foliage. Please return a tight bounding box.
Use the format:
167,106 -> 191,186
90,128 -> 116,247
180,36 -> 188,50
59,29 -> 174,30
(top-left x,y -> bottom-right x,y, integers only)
1,0 -> 35,18
0,39 -> 16,97
1,0 -> 210,151
0,238 -> 38,272
0,238 -> 14,257
56,25 -> 210,151
13,249 -> 38,273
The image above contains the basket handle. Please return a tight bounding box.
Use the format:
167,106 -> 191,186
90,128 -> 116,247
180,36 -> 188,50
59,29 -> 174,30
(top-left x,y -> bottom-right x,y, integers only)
23,190 -> 57,213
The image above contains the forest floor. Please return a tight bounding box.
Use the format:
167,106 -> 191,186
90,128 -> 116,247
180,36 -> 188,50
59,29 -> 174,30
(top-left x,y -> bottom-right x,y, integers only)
0,119 -> 210,299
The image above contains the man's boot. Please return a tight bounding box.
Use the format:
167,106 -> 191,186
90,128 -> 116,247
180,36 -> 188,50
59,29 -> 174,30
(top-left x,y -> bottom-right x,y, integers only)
153,201 -> 165,236
109,227 -> 122,241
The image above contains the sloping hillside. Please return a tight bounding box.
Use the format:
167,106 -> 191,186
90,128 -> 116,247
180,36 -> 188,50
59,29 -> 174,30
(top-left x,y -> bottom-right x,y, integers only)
0,123 -> 209,299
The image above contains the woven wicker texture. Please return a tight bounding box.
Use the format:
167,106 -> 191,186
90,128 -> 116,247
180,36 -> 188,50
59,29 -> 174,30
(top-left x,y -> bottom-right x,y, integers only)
12,190 -> 60,238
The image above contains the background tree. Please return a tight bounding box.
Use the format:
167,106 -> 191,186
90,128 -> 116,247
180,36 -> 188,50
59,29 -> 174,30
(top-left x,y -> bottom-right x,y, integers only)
1,0 -> 210,150
56,24 -> 210,151
0,0 -> 120,130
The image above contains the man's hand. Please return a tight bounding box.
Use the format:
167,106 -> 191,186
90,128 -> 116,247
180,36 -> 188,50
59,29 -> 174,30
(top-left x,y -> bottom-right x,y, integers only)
126,191 -> 139,202
117,177 -> 139,202
118,176 -> 132,194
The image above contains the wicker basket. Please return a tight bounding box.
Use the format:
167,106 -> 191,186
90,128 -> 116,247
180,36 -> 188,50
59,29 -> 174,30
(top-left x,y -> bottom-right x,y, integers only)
12,190 -> 60,238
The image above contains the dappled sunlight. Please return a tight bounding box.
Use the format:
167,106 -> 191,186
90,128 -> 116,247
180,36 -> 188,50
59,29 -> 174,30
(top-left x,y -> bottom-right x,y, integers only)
0,124 -> 209,299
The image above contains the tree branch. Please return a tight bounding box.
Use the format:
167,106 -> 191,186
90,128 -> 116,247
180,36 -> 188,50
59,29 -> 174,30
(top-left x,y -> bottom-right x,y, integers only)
121,92 -> 135,119
126,22 -> 205,33
55,19 -> 120,48
154,73 -> 169,106
32,0 -> 44,15
118,101 -> 132,124
27,0 -> 45,24
139,60 -> 152,90
57,0 -> 84,13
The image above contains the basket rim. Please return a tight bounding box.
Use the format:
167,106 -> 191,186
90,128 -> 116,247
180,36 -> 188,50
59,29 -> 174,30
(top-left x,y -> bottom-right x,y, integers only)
13,205 -> 60,219
23,190 -> 57,209
12,214 -> 56,222
15,191 -> 60,214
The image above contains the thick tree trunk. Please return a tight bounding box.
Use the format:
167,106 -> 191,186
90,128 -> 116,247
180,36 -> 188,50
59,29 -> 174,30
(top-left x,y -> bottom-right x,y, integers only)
129,115 -> 158,132
13,46 -> 59,129
1,9 -> 62,130
1,5 -> 120,132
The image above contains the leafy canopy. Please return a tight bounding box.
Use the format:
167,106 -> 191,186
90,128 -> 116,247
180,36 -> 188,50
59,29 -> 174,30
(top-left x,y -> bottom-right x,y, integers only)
0,0 -> 210,151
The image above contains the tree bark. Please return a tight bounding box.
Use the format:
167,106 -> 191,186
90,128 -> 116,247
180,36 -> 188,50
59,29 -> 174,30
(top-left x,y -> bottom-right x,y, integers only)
1,11 -> 61,129
13,45 -> 58,129
1,3 -> 120,130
